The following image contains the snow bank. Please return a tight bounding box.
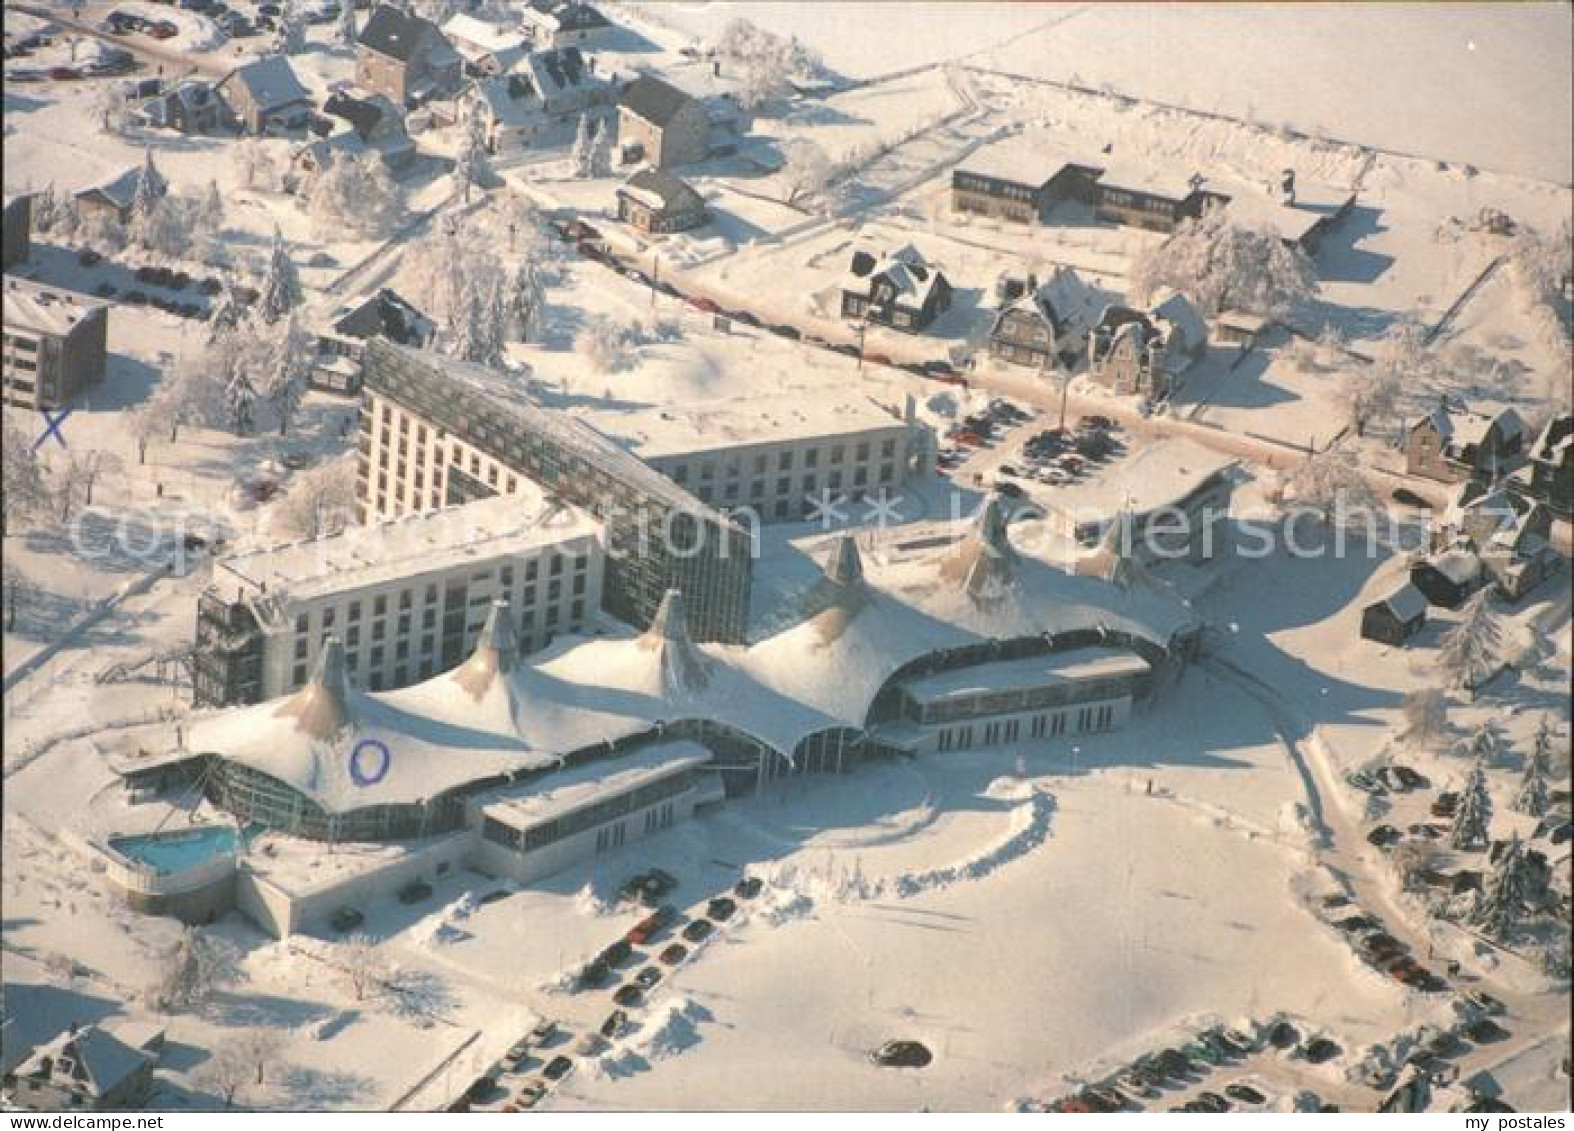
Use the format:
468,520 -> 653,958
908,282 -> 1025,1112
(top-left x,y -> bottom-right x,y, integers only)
573,882 -> 617,918
409,893 -> 476,948
588,995 -> 715,1079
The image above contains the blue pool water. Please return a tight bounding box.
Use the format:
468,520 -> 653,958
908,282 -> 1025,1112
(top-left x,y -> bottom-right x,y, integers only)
108,826 -> 248,874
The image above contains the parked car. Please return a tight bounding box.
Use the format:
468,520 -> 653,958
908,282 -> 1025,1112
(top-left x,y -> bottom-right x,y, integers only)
659,942 -> 688,965
1346,769 -> 1384,795
512,1081 -> 546,1109
529,1018 -> 557,1044
734,876 -> 763,899
502,1039 -> 532,1070
1225,1082 -> 1268,1106
706,896 -> 737,922
329,906 -> 363,932
1366,824 -> 1404,848
575,1032 -> 608,1057
1465,1017 -> 1510,1044
1300,1038 -> 1341,1064
541,1055 -> 573,1081
1460,990 -> 1506,1017
1431,792 -> 1459,818
626,906 -> 674,945
577,959 -> 610,988
871,1040 -> 931,1068
612,983 -> 643,1007
600,1010 -> 629,1039
634,965 -> 663,990
645,868 -> 678,896
681,918 -> 714,943
597,939 -> 631,967
1194,1091 -> 1231,1113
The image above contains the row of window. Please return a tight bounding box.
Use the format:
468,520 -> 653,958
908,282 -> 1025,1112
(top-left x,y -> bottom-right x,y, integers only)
933,702 -> 1119,751
667,436 -> 899,484
909,674 -> 1143,726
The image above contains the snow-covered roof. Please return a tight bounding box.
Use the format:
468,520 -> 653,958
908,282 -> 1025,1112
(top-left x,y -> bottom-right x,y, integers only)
843,243 -> 948,307
1367,582 -> 1427,623
513,45 -> 598,102
359,3 -> 446,62
896,647 -> 1151,702
524,0 -> 610,34
1043,438 -> 1234,521
328,287 -> 434,346
473,740 -> 711,832
620,73 -> 699,128
1418,404 -> 1525,451
442,12 -> 527,59
219,54 -> 310,112
1150,289 -> 1208,355
73,165 -> 142,210
1421,549 -> 1483,586
955,142 -> 1066,187
9,1026 -> 153,1099
2,277 -> 109,337
187,640 -> 544,812
616,168 -> 704,215
216,490 -> 600,606
574,388 -> 906,461
1095,159 -> 1207,203
1214,177 -> 1357,243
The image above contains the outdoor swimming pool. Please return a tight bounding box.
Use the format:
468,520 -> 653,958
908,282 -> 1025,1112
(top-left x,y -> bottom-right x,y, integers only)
108,825 -> 249,875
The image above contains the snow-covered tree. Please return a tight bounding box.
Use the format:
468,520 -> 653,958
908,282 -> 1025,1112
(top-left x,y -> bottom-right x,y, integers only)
232,139 -> 279,192
267,314 -> 312,435
31,183 -> 63,232
2,413 -> 50,537
1339,363 -> 1402,438
712,17 -> 825,110
1131,204 -> 1319,317
201,179 -> 225,233
453,102 -> 492,202
1464,725 -> 1501,767
198,1038 -> 253,1108
304,152 -> 402,238
587,117 -> 614,177
1472,832 -> 1528,940
257,228 -> 303,324
1513,716 -> 1553,816
444,275 -> 506,366
226,373 -> 258,436
273,455 -> 358,539
1436,589 -> 1501,692
506,254 -> 545,342
1285,447 -> 1377,526
574,315 -> 626,374
1450,761 -> 1493,851
89,81 -> 132,136
134,149 -> 170,211
1399,689 -> 1449,749
778,138 -> 833,208
148,927 -> 239,1013
570,113 -> 595,178
336,0 -> 359,49
62,449 -> 125,509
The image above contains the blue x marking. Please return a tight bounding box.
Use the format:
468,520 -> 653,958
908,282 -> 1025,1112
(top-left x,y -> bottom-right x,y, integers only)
32,409 -> 72,452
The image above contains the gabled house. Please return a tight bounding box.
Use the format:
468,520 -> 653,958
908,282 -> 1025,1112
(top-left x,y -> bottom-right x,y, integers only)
1086,289 -> 1207,399
214,55 -> 312,135
1360,582 -> 1427,646
311,288 -> 436,393
840,244 -> 953,333
951,145 -> 1099,225
356,3 -> 462,108
520,0 -> 612,49
616,169 -> 707,234
1405,402 -> 1527,483
4,1025 -> 156,1112
467,48 -> 609,154
293,90 -> 415,178
1091,163 -> 1230,232
1409,548 -> 1482,609
72,167 -> 143,225
987,267 -> 1101,370
138,80 -> 223,135
442,12 -> 529,75
1436,483 -> 1562,602
617,73 -> 709,169
1523,412 -> 1572,518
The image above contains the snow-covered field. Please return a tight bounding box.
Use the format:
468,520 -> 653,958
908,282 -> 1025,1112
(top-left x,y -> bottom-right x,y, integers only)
3,0 -> 1570,1116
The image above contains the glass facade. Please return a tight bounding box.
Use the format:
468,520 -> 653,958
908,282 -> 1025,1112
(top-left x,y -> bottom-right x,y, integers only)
362,341 -> 752,644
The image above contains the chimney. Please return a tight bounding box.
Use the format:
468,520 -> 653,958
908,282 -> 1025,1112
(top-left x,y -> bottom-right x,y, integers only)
1280,168 -> 1296,206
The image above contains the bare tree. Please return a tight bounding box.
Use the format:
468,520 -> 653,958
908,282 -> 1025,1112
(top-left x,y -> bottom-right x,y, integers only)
2,412 -> 50,536
778,139 -> 833,209
337,934 -> 390,1003
148,927 -> 240,1014
1285,447 -> 1377,525
2,562 -> 30,632
199,1037 -> 255,1108
64,450 -> 126,509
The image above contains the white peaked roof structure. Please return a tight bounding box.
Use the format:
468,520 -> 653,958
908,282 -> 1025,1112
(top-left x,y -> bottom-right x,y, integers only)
452,599 -> 521,699
801,534 -> 872,644
638,589 -> 713,697
1073,507 -> 1139,588
938,496 -> 1019,607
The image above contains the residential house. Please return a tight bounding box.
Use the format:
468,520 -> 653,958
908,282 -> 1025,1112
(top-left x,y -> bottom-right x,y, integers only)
1405,402 -> 1527,483
1437,483 -> 1561,602
2,192 -> 31,271
214,55 -> 312,135
3,1024 -> 157,1112
293,90 -> 416,179
951,146 -> 1099,225
356,3 -> 462,108
72,167 -> 143,226
442,12 -> 529,75
1360,582 -> 1427,646
617,73 -> 709,169
137,80 -> 224,135
986,267 -> 1101,370
1408,548 -> 1482,609
520,0 -> 612,49
1086,289 -> 1207,399
1523,412 -> 1572,518
840,244 -> 953,333
468,49 -> 609,154
2,277 -> 111,411
616,169 -> 707,234
311,287 -> 435,393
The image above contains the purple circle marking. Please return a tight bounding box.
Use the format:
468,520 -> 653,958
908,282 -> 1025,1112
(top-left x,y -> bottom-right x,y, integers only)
349,738 -> 392,786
